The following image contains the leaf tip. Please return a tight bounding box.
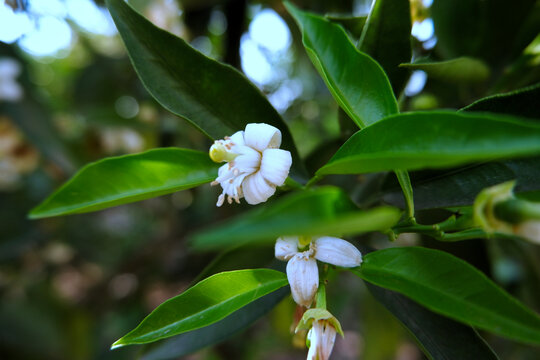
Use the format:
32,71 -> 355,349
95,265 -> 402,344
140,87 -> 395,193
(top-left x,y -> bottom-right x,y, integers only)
110,339 -> 126,350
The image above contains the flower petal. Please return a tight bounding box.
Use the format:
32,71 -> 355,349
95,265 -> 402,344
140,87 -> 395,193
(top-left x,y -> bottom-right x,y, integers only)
229,130 -> 245,147
233,146 -> 261,173
242,171 -> 276,205
260,148 -> 292,186
313,237 -> 362,268
275,236 -> 299,261
515,221 -> 540,244
244,123 -> 282,152
286,252 -> 318,307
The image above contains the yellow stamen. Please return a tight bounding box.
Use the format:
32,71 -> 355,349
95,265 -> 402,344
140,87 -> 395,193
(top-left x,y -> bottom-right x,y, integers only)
209,142 -> 238,163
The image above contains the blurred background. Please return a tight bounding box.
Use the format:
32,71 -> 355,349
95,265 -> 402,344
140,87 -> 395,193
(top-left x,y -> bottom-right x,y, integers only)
1,0 -> 539,359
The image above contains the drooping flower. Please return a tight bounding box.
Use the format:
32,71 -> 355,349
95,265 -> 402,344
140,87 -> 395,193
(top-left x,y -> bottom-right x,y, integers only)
296,308 -> 344,360
209,123 -> 292,206
275,236 -> 362,307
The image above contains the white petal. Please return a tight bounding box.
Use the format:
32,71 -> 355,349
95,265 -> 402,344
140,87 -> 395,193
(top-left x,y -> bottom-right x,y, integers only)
275,236 -> 299,261
318,321 -> 336,360
244,123 -> 282,152
314,237 -> 362,268
242,171 -> 276,205
286,252 -> 318,307
260,148 -> 292,186
229,130 -> 245,147
233,146 -> 261,173
515,221 -> 540,244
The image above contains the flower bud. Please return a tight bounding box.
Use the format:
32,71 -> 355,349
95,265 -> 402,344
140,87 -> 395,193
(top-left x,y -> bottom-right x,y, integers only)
286,251 -> 318,307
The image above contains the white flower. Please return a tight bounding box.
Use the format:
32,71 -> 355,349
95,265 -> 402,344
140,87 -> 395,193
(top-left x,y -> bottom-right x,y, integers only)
209,123 -> 292,207
296,308 -> 343,360
275,236 -> 362,307
306,319 -> 336,360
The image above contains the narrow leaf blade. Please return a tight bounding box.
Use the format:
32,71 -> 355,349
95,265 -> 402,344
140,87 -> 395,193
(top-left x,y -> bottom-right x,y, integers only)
192,187 -> 401,250
358,0 -> 412,94
29,148 -> 219,218
285,2 -> 398,128
401,57 -> 490,84
318,111 -> 540,175
113,269 -> 288,347
354,247 -> 540,344
141,287 -> 288,360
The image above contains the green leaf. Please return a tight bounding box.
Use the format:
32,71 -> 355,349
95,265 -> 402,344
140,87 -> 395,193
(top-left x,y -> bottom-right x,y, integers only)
401,57 -> 490,84
191,186 -> 401,250
285,2 -> 398,129
462,82 -> 540,119
354,247 -> 540,344
105,0 -> 305,179
358,0 -> 412,94
365,282 -> 499,360
112,269 -> 288,348
383,157 -> 540,210
326,15 -> 367,39
140,287 -> 288,360
318,111 -> 540,176
29,148 -> 219,219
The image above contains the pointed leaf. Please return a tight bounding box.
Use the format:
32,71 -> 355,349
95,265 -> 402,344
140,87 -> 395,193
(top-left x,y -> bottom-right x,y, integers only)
318,111 -> 540,175
365,282 -> 499,360
192,187 -> 401,250
105,0 -> 305,179
401,57 -> 490,84
285,2 -> 398,128
141,287 -> 288,360
112,269 -> 288,347
358,0 -> 412,94
354,247 -> 540,344
462,82 -> 540,119
29,148 -> 219,219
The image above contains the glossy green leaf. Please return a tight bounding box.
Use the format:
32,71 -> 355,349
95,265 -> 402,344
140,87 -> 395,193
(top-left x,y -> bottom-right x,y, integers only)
141,287 -> 288,360
192,186 -> 401,250
365,282 -> 499,360
112,269 -> 288,348
326,15 -> 367,39
29,148 -> 219,219
354,247 -> 540,344
285,2 -> 398,129
401,57 -> 490,84
462,82 -> 540,119
383,157 -> 540,210
318,111 -> 540,176
105,0 -> 305,179
358,0 -> 412,94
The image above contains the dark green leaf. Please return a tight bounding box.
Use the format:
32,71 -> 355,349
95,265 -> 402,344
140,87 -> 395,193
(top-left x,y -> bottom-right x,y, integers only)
462,82 -> 540,119
326,15 -> 367,39
383,157 -> 540,210
365,282 -> 499,360
285,2 -> 398,128
191,186 -> 401,250
318,111 -> 540,176
354,247 -> 540,344
105,0 -> 305,179
29,148 -> 219,219
141,287 -> 288,360
358,0 -> 412,94
401,57 -> 490,84
112,269 -> 288,347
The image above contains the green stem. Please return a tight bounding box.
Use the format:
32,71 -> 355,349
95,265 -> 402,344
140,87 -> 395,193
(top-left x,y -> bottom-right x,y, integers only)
494,198 -> 540,224
284,176 -> 304,190
394,169 -> 415,219
306,174 -> 324,188
316,281 -> 327,310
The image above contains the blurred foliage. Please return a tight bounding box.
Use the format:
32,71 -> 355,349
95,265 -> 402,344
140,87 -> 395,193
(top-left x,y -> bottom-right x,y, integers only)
0,0 -> 539,359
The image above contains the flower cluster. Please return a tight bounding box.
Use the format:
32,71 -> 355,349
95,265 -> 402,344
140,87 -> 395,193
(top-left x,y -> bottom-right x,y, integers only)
209,124 -> 362,359
209,123 -> 292,206
275,236 -> 362,308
